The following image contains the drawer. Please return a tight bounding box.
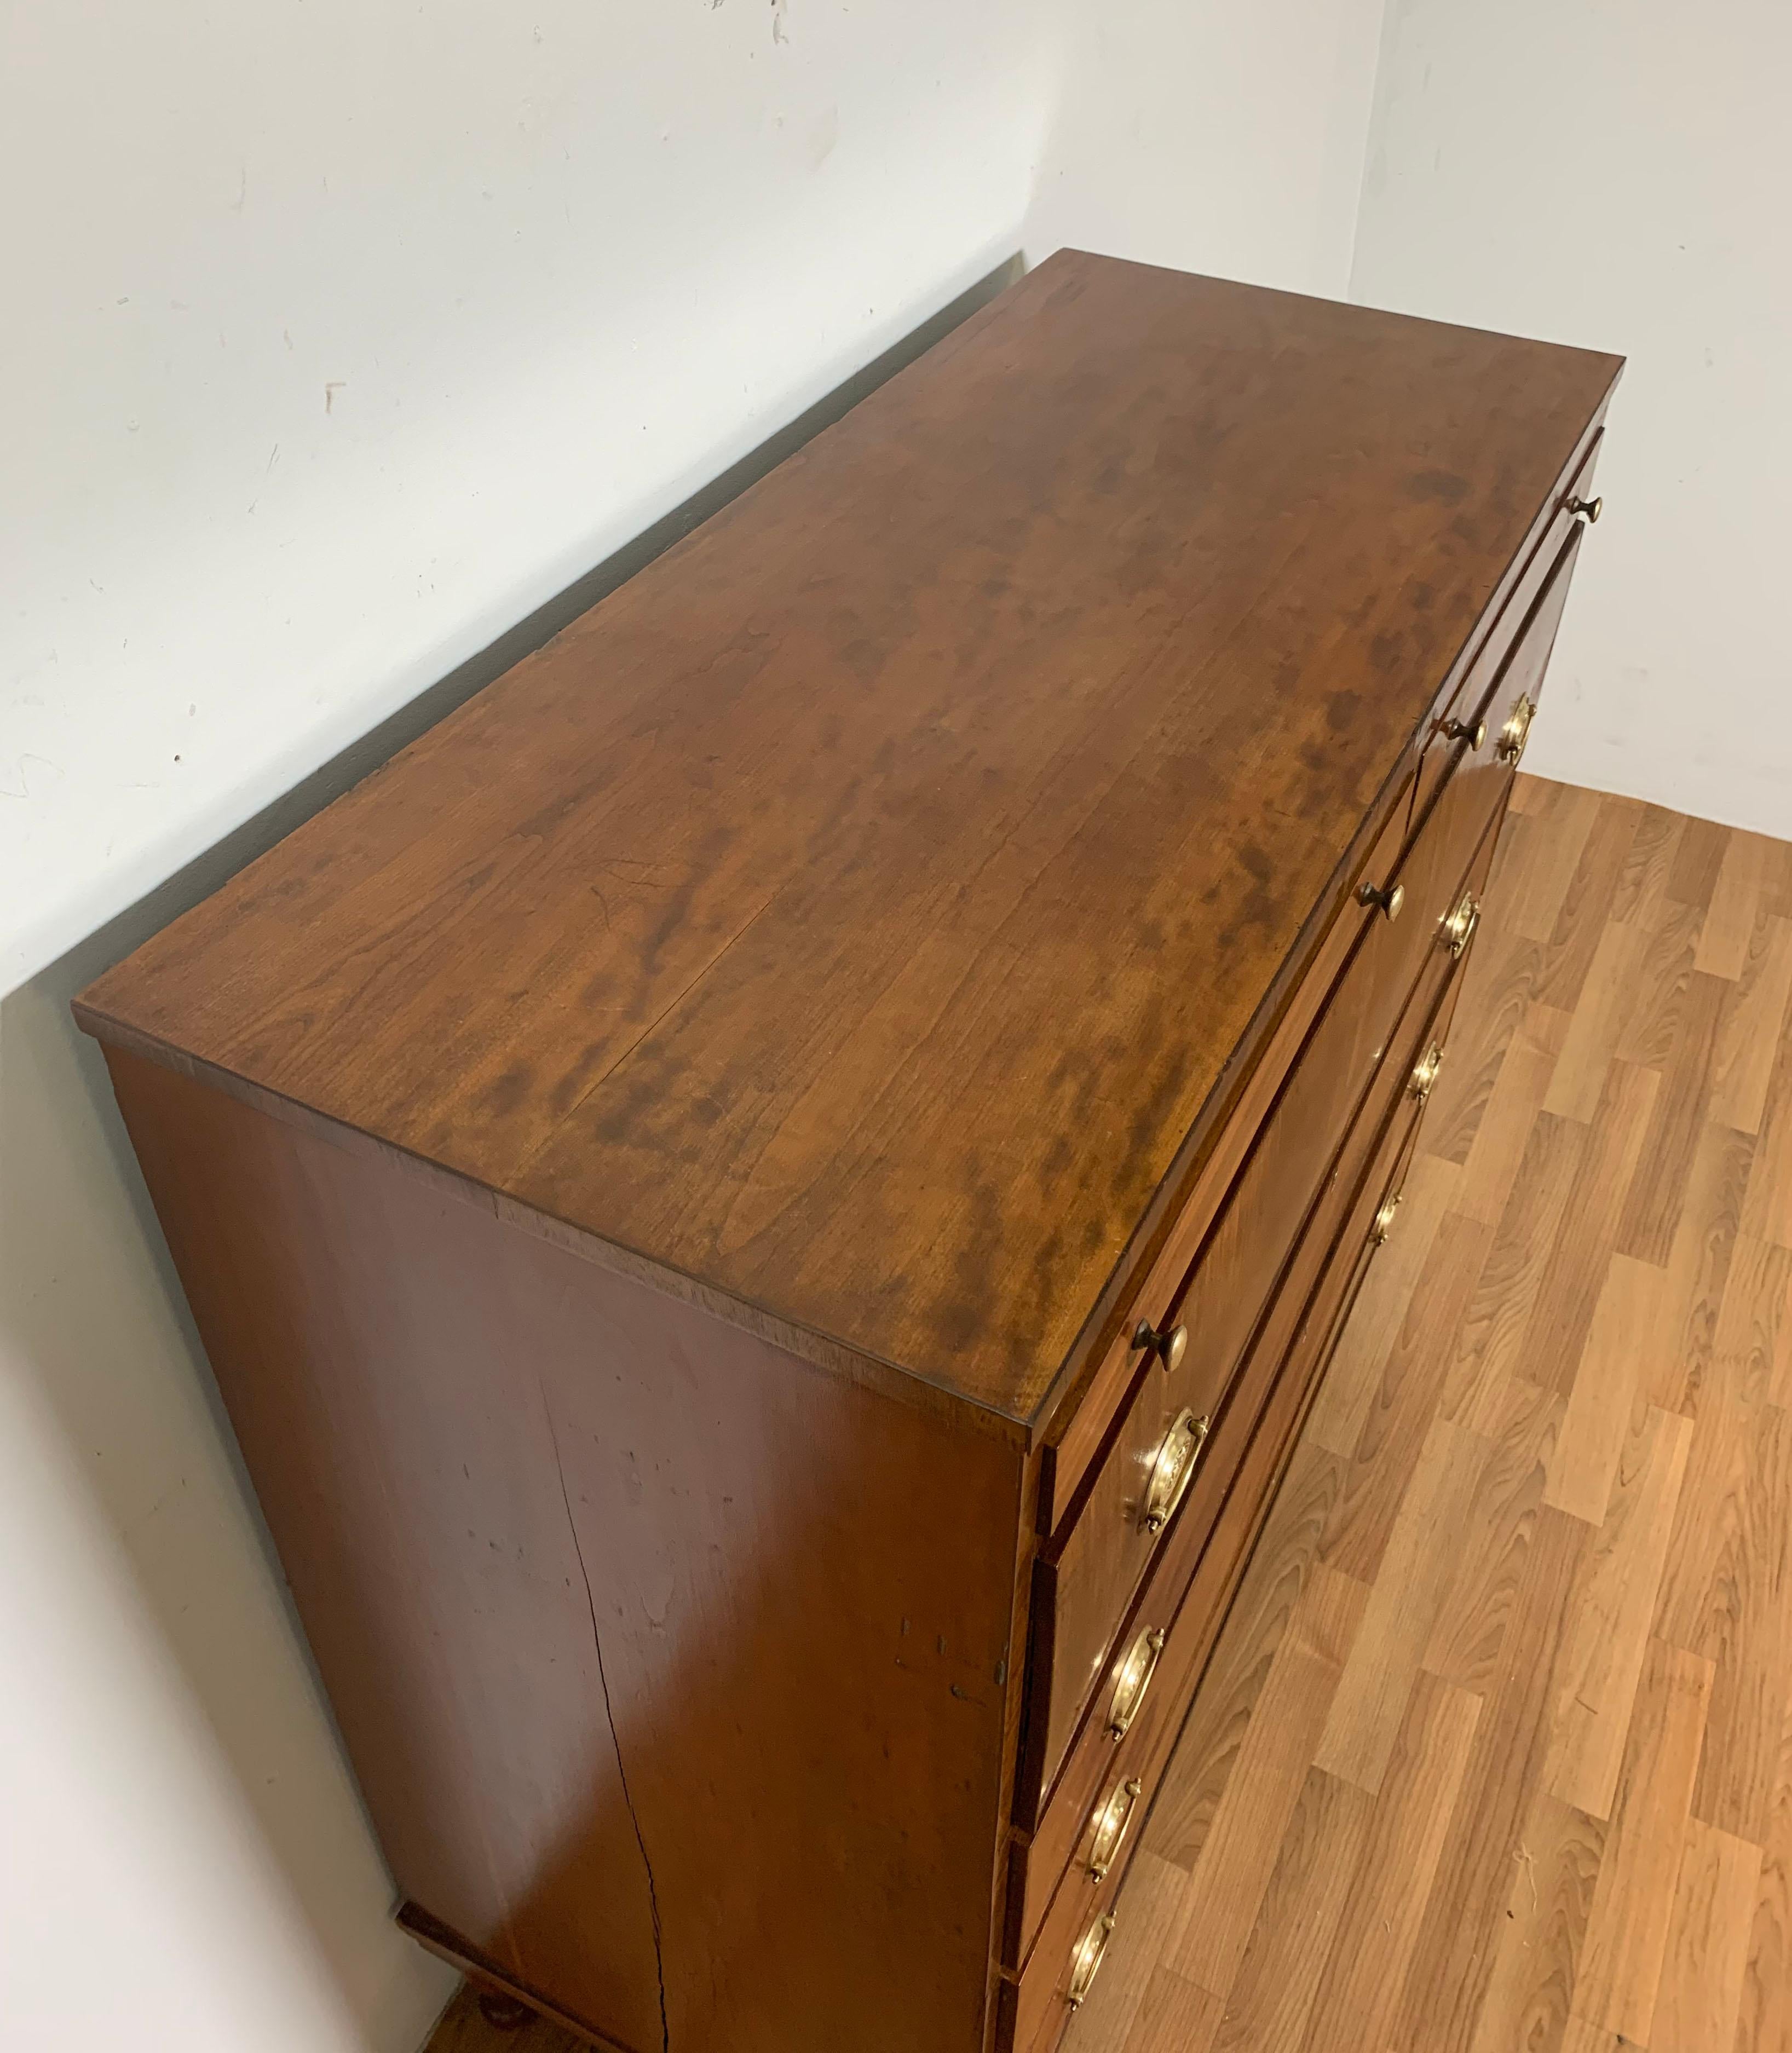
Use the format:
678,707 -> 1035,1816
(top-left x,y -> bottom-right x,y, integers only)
999,1080 -> 1437,2053
1004,890 -> 1482,1969
1017,754 -> 1502,1807
1035,785 -> 1414,1536
1411,429 -> 1601,826
1414,518 -> 1580,885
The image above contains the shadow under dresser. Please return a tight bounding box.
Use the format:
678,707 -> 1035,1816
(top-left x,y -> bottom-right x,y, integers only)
73,252 -> 1622,2053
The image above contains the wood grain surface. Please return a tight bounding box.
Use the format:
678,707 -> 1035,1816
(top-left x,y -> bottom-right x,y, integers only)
1046,780 -> 1792,2053
74,253 -> 1621,1429
105,1043 -> 1021,2053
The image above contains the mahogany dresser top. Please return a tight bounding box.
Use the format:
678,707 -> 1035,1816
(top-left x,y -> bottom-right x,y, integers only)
78,252 -> 1622,1435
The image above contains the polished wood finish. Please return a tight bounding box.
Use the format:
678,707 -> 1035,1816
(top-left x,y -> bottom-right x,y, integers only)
103,1043 -> 1018,2053
1009,810 -> 1501,1972
1025,795 -> 1505,1811
1409,429 -> 1602,827
1009,1095 -> 1432,2049
75,252 -> 1621,1435
76,260 -> 1617,2053
1059,784 -> 1792,2053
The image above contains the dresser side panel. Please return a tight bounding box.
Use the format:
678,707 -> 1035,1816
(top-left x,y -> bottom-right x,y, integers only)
106,1046 -> 1020,2053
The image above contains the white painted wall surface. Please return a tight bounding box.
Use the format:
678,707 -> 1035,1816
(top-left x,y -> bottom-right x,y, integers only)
1351,0 -> 1792,835
1,3 -> 1390,2046
1028,0 -> 1387,297
2,965 -> 443,2048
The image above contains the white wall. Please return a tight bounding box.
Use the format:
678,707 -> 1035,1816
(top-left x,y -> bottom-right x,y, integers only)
1351,0 -> 1792,837
0,3 -> 1388,2046
1,962 -> 447,2048
1028,0 -> 1387,297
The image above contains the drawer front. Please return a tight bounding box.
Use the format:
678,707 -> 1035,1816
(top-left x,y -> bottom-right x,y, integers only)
1000,1082 -> 1437,2053
1021,754 -> 1502,1803
1005,895 -> 1480,1970
1415,519 -> 1580,895
1412,431 -> 1599,824
1037,787 -> 1413,1533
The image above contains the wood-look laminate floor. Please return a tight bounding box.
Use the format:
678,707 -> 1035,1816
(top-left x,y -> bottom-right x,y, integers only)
424,776 -> 1792,2053
1067,776 -> 1792,2053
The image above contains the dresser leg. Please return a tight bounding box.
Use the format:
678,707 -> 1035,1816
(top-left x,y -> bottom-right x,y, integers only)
476,1990 -> 537,2031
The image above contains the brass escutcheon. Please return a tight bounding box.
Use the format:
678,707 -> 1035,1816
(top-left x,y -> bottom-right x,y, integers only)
1065,1911 -> 1116,2010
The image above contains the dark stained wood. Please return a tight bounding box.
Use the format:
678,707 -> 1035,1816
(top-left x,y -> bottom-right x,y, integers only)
1028,791 -> 1504,1803
105,1045 -> 1021,2053
1039,791 -> 1413,1530
1410,432 -> 1600,830
73,263 -> 1620,2053
75,253 -> 1623,1435
1007,1092 -> 1428,2051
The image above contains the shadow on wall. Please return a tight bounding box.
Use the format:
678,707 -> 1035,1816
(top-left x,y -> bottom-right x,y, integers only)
0,254 -> 1021,2053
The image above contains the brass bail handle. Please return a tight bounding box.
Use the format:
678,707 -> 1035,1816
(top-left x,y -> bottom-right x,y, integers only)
1086,1775 -> 1144,1880
1066,1912 -> 1117,2010
1142,1408 -> 1211,1533
1440,889 -> 1481,960
1496,694 -> 1536,765
1107,1624 -> 1167,1738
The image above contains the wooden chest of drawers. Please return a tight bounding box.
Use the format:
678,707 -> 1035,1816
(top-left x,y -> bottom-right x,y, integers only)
74,254 -> 1621,2053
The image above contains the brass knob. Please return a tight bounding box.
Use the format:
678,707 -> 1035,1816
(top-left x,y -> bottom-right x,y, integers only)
1085,1776 -> 1143,1881
1496,694 -> 1535,765
1357,878 -> 1405,922
1141,1408 -> 1210,1533
1439,889 -> 1481,960
1443,714 -> 1486,749
1066,1911 -> 1116,2010
1372,1190 -> 1404,1246
1107,1625 -> 1167,1739
1566,494 -> 1603,524
1132,1319 -> 1188,1374
1409,1042 -> 1444,1103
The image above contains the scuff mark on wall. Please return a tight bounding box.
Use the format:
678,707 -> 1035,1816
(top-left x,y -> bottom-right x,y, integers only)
771,0 -> 787,44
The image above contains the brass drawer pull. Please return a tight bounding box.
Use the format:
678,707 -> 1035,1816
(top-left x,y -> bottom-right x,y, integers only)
1566,493 -> 1603,525
1496,693 -> 1535,764
1372,1190 -> 1404,1246
1065,1910 -> 1116,2010
1085,1776 -> 1144,1881
1107,1624 -> 1167,1739
1141,1408 -> 1210,1533
1357,877 -> 1405,922
1408,1042 -> 1444,1103
1132,1318 -> 1188,1374
1442,713 -> 1486,748
1439,889 -> 1480,959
